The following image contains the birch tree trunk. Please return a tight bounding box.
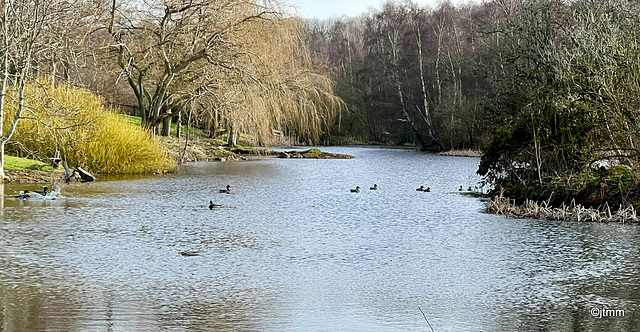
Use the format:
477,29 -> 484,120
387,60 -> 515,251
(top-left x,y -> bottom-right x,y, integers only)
0,0 -> 9,179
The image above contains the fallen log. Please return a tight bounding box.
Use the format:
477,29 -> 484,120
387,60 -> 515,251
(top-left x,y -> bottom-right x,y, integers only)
76,167 -> 96,182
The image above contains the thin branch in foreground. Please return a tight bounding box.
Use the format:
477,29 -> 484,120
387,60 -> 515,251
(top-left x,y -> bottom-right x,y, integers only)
418,307 -> 435,332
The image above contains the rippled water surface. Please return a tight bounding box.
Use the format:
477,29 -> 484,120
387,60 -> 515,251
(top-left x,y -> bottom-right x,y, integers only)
1,146 -> 639,331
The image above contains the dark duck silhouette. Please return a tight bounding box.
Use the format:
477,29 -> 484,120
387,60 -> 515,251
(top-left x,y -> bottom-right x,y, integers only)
416,185 -> 425,191
34,187 -> 49,196
425,187 -> 431,192
458,185 -> 463,191
209,201 -> 223,209
370,184 -> 378,190
350,186 -> 361,193
219,185 -> 231,194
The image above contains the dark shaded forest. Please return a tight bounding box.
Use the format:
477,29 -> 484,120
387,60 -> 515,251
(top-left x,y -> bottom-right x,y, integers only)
304,0 -> 497,150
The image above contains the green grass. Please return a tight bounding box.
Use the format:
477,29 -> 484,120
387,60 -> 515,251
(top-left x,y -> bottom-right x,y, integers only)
116,114 -> 207,138
4,155 -> 57,171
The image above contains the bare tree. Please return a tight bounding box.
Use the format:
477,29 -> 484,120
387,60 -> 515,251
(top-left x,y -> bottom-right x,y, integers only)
0,0 -> 72,179
105,0 -> 277,135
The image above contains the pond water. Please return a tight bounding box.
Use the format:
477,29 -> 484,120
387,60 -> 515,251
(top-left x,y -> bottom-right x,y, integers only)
1,146 -> 639,331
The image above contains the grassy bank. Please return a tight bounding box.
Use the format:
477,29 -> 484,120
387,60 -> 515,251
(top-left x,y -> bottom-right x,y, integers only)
5,155 -> 57,171
2,155 -> 64,183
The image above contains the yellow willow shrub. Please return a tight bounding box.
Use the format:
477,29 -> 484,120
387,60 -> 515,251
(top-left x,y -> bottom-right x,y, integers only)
4,80 -> 177,174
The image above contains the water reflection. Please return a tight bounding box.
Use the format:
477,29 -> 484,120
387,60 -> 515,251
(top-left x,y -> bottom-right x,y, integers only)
1,147 -> 640,331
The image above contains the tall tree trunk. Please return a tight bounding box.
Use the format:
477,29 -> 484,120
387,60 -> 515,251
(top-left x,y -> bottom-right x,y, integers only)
415,18 -> 444,150
176,109 -> 182,138
227,124 -> 237,147
0,142 -> 5,180
0,0 -> 8,179
161,115 -> 171,136
388,30 -> 427,149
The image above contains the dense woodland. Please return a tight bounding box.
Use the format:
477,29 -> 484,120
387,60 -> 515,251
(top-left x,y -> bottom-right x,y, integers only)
305,1 -> 488,149
307,0 -> 640,209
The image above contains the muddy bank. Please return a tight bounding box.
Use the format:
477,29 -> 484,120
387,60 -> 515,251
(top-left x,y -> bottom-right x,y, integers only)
4,169 -> 65,184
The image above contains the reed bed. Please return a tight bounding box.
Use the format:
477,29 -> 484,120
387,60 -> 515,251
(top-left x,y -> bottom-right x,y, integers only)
4,80 -> 177,174
439,149 -> 482,157
486,189 -> 639,223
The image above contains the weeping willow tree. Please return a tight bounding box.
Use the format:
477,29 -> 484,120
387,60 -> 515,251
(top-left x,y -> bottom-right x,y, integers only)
106,0 -> 342,145
220,17 -> 343,146
170,14 -> 344,146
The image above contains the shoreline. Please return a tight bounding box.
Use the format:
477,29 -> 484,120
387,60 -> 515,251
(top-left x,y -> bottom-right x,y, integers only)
486,189 -> 639,223
1,143 -> 473,184
3,169 -> 65,184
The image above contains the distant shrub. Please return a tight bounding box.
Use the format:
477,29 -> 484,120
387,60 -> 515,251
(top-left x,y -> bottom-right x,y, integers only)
4,80 -> 177,174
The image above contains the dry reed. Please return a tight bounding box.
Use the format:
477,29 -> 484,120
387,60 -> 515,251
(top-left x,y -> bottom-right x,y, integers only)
439,149 -> 482,157
486,189 -> 639,223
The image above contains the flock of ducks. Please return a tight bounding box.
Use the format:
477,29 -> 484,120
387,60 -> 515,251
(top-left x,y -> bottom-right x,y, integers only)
349,184 -> 473,193
208,183 -> 475,208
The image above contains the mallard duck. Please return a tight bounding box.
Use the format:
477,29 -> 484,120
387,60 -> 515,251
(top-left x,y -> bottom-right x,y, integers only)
350,186 -> 360,193
416,185 -> 425,192
370,184 -> 378,190
219,185 -> 231,194
34,187 -> 48,196
209,201 -> 222,209
425,187 -> 431,192
467,186 -> 472,191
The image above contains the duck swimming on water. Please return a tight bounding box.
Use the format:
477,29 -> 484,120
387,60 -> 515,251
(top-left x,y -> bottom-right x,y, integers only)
209,201 -> 223,209
33,187 -> 48,196
417,185 -> 425,191
350,186 -> 360,193
15,190 -> 30,199
219,185 -> 231,194
370,184 -> 378,190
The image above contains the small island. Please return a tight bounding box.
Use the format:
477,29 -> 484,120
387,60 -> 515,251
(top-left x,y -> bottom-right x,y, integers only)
276,148 -> 354,159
